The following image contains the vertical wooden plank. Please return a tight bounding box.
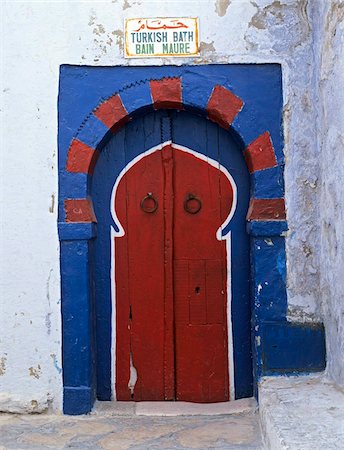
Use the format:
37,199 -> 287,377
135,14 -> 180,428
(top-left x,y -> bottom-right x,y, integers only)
162,143 -> 175,400
174,259 -> 190,325
125,149 -> 166,400
115,114 -> 168,401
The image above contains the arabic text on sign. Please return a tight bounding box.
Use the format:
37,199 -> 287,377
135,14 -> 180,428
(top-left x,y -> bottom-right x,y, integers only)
134,19 -> 189,32
125,18 -> 199,58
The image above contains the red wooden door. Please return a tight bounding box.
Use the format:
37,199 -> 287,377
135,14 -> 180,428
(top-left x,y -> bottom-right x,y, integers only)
114,143 -> 234,402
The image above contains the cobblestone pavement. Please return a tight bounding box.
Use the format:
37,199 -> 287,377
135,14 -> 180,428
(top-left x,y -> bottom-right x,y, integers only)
0,410 -> 263,449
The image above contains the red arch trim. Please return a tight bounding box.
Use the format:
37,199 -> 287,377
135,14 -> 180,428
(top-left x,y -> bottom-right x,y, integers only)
94,94 -> 130,133
247,198 -> 286,221
206,85 -> 244,129
64,77 -> 285,223
66,77 -> 246,175
244,132 -> 278,173
66,139 -> 100,175
65,199 -> 96,223
150,78 -> 183,109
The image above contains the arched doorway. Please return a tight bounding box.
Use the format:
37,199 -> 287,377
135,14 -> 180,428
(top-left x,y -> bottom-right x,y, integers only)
92,110 -> 251,402
59,69 -> 301,415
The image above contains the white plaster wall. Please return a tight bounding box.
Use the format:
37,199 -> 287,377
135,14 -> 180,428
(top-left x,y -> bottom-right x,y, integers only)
0,0 -> 323,411
313,1 -> 344,388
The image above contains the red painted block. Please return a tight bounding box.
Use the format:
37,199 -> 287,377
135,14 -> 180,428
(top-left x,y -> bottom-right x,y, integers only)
207,85 -> 243,129
94,95 -> 130,132
65,199 -> 96,223
66,139 -> 99,175
150,78 -> 183,110
244,132 -> 277,173
247,198 -> 286,221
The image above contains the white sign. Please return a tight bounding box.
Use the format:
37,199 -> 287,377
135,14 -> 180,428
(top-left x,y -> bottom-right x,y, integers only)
125,17 -> 199,58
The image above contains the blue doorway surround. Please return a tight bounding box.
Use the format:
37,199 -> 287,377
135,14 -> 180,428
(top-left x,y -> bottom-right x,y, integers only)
58,64 -> 326,415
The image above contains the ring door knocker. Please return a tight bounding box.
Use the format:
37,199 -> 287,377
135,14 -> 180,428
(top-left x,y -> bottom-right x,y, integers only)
140,192 -> 158,213
184,193 -> 202,215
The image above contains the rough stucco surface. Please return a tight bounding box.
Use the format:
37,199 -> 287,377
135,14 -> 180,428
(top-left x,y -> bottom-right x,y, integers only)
259,374 -> 344,449
0,0 -> 336,411
315,1 -> 344,388
243,0 -> 322,322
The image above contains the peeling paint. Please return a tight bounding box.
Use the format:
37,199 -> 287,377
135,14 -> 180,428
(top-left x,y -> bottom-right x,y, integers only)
249,2 -> 266,30
246,0 -> 311,52
46,269 -> 53,335
93,23 -> 105,36
49,193 -> 55,213
112,29 -> 124,51
302,244 -> 312,257
303,178 -> 317,189
30,399 -> 38,409
199,41 -> 216,55
128,352 -> 137,396
88,11 -> 96,27
50,354 -> 62,374
215,0 -> 231,17
29,365 -> 42,379
0,356 -> 7,375
288,304 -> 321,324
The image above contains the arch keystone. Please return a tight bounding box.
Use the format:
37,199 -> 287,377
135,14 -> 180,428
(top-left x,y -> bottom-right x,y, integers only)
150,78 -> 183,109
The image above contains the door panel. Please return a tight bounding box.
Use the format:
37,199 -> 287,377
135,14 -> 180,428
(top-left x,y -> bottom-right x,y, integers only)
172,147 -> 233,402
115,148 -> 168,401
175,324 -> 229,402
172,112 -> 252,399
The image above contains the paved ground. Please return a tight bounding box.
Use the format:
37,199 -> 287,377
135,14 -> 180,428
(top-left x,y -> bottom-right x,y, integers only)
0,408 -> 263,449
2,375 -> 344,449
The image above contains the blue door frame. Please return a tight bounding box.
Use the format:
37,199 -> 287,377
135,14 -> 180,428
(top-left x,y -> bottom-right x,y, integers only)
58,64 -> 326,415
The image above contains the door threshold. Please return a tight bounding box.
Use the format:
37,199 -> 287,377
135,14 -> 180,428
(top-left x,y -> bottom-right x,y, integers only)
91,397 -> 257,417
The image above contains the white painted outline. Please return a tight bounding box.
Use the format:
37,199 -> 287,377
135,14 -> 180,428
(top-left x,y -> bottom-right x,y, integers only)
110,141 -> 237,401
110,226 -> 117,400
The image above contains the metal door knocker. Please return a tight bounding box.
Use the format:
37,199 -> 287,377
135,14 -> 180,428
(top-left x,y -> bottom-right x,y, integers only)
140,192 -> 158,213
184,193 -> 202,214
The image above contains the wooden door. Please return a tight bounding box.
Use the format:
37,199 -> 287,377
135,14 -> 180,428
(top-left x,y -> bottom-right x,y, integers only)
92,110 -> 252,403
114,138 -> 234,402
